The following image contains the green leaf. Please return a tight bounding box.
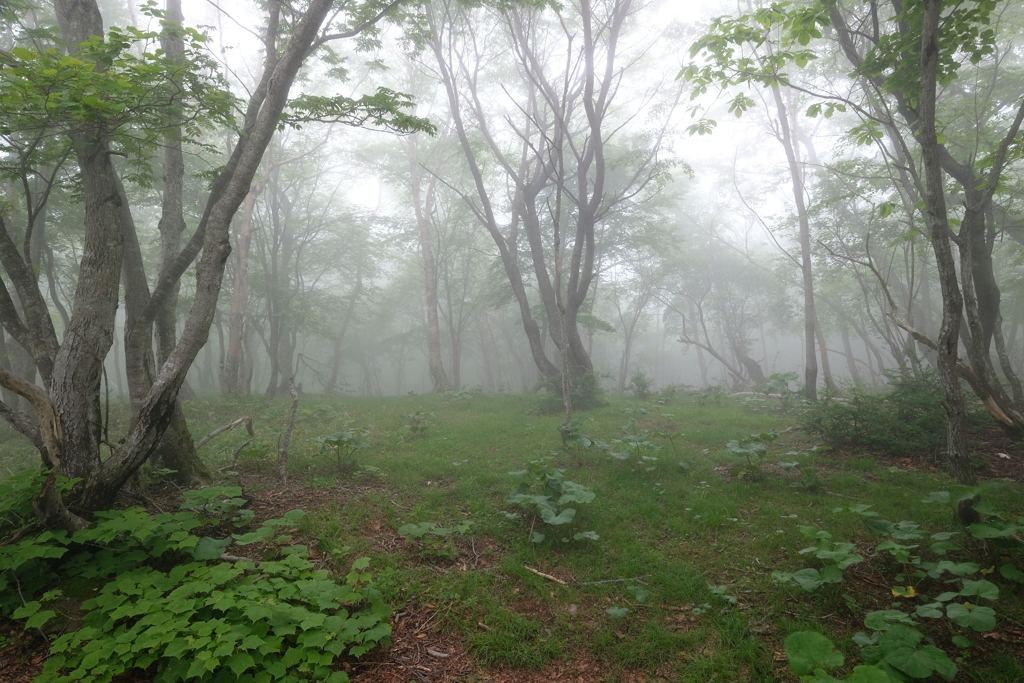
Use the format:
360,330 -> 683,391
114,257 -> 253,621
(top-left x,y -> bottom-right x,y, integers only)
999,564 -> 1024,583
845,665 -> 895,683
959,579 -> 998,600
951,635 -> 973,648
25,610 -> 57,629
863,610 -> 916,631
12,601 -> 41,619
540,507 -> 577,525
968,523 -> 1017,538
193,536 -> 231,560
228,652 -> 256,675
606,606 -> 629,618
946,603 -> 996,631
784,631 -> 844,676
883,645 -> 956,680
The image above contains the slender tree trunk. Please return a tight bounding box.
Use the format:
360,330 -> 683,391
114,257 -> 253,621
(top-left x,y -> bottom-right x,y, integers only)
815,315 -> 836,391
919,0 -> 977,524
771,85 -> 818,400
840,321 -> 862,385
326,263 -> 361,393
223,189 -> 257,394
408,141 -> 450,391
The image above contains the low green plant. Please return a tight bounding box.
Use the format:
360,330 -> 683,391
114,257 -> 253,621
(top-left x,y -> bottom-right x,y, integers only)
772,525 -> 864,592
784,625 -> 957,682
777,448 -> 823,491
756,371 -> 800,412
777,499 -> 1013,682
506,457 -> 598,544
558,418 -> 594,466
2,481 -> 391,683
627,369 -> 653,400
921,485 -> 1024,585
725,431 -> 778,478
397,520 -> 473,561
652,429 -> 682,457
801,369 -> 983,455
316,426 -> 371,473
403,411 -> 434,439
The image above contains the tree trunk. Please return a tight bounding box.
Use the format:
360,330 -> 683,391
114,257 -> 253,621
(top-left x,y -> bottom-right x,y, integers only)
919,0 -> 977,524
223,189 -> 258,394
840,321 -> 862,384
770,85 -> 818,400
408,140 -> 450,391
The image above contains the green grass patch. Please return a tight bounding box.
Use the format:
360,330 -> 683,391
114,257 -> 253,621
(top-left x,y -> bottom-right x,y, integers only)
3,390 -> 1022,682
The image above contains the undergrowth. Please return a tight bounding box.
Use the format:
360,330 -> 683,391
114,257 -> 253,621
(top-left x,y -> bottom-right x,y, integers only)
0,474 -> 389,683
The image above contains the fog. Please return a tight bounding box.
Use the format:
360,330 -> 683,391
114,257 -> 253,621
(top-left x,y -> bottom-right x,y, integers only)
5,0 -> 1024,408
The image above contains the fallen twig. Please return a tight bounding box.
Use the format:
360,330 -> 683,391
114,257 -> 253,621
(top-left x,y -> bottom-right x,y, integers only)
426,649 -> 450,659
196,416 -> 254,450
524,565 -> 568,585
220,553 -> 260,566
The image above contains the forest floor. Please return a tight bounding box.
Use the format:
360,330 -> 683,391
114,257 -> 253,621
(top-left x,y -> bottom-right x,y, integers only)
1,391 -> 1023,683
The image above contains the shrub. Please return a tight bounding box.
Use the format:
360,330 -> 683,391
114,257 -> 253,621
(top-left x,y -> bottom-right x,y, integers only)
627,369 -> 653,400
801,369 -> 980,455
2,481 -> 390,683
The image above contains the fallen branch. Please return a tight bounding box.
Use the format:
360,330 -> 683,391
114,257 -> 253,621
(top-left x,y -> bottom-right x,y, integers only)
524,565 -> 567,585
220,553 -> 260,566
215,440 -> 252,472
426,649 -> 450,659
196,416 -> 254,450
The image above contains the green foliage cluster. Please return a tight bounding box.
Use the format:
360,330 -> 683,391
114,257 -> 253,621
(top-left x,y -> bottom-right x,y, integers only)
505,457 -> 598,544
316,426 -> 371,473
0,3 -> 234,185
627,370 -> 653,400
778,488 -> 1024,682
755,372 -> 801,412
397,520 -> 473,561
801,371 -> 970,454
402,411 -> 433,439
1,475 -> 390,683
725,431 -> 778,477
603,410 -> 662,470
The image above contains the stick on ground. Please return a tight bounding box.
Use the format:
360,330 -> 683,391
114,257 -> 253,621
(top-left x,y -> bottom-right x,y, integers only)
196,416 -> 254,450
524,565 -> 568,585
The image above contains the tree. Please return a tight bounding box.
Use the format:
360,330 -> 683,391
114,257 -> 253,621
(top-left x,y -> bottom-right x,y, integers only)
0,0 -> 432,529
426,0 -> 680,421
685,0 -> 1024,519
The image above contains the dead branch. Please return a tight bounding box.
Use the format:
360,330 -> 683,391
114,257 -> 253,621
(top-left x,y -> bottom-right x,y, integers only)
524,565 -> 568,585
195,416 -> 254,450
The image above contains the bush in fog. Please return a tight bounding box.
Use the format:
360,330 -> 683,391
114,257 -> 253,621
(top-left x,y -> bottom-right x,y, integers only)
801,370 -> 983,455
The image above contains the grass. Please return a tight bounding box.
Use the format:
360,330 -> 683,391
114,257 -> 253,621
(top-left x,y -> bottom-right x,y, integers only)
2,389 -> 1022,682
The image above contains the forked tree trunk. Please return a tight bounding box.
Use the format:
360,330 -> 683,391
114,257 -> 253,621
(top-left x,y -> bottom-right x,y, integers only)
6,0 -> 341,525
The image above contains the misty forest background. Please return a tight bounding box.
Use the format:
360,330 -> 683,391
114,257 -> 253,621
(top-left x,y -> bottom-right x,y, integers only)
9,0 -> 1019,407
